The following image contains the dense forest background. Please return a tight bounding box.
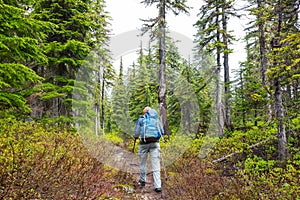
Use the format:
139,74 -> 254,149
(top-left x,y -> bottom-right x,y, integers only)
1,0 -> 299,199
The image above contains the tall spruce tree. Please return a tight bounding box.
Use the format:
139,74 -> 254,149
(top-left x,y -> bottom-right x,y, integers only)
195,0 -> 238,133
232,41 -> 268,128
128,44 -> 158,120
245,0 -> 275,122
193,28 -> 216,135
89,0 -> 114,135
0,0 -> 50,117
140,0 -> 189,139
267,0 -> 299,160
194,0 -> 224,135
111,57 -> 131,135
242,0 -> 299,160
32,0 -> 108,120
221,0 -> 235,131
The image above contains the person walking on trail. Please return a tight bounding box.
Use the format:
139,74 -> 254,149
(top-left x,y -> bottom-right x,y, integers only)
134,106 -> 164,193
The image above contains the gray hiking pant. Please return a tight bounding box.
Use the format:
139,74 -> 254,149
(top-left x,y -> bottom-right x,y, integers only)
138,142 -> 161,189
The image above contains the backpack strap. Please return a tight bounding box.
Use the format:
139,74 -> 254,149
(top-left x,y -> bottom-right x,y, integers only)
156,120 -> 164,142
143,118 -> 147,143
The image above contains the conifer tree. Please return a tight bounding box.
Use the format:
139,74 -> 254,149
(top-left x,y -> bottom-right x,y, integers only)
244,0 -> 275,122
232,42 -> 268,127
267,0 -> 299,160
194,0 -> 224,135
0,0 -> 50,117
111,57 -> 131,135
221,0 -> 235,131
195,0 -> 238,133
241,0 -> 299,160
140,0 -> 189,139
128,44 -> 158,119
32,0 -> 111,121
90,0 -> 114,134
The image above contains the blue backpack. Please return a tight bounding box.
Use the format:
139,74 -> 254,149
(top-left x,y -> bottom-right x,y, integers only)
140,109 -> 163,142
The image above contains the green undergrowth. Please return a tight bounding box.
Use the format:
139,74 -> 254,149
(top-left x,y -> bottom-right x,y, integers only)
2,118 -> 299,199
163,121 -> 300,199
164,156 -> 299,199
0,119 -> 133,199
101,122 -> 300,199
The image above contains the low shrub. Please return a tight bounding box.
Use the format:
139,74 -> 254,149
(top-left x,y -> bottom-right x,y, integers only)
165,157 -> 252,200
0,119 -> 131,199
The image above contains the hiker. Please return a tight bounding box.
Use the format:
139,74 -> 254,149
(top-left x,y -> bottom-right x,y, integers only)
134,106 -> 164,193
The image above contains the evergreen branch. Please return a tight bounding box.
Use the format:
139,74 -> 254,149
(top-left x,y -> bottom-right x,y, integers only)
140,17 -> 159,36
140,0 -> 159,7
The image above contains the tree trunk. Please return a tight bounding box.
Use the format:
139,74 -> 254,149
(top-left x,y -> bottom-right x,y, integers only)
101,73 -> 105,135
273,0 -> 288,160
257,0 -> 272,121
158,0 -> 170,139
222,4 -> 232,131
95,103 -> 100,136
216,12 -> 224,136
239,67 -> 246,127
216,65 -> 224,136
257,0 -> 267,86
254,106 -> 258,127
293,80 -> 299,101
274,79 -> 288,160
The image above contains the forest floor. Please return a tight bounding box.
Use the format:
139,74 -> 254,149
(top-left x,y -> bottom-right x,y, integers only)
124,172 -> 170,200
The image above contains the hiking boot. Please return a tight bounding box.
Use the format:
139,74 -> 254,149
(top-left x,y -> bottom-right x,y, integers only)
138,180 -> 145,186
155,188 -> 162,193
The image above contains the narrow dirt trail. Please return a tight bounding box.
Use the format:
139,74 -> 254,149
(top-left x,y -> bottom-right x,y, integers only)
124,172 -> 170,200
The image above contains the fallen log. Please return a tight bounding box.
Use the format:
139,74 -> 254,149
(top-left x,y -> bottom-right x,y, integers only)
212,136 -> 277,163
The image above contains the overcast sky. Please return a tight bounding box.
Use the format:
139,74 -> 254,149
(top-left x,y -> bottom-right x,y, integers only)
106,0 -> 247,76
106,0 -> 199,36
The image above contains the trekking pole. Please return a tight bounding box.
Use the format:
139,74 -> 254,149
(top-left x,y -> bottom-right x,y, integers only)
132,138 -> 136,153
